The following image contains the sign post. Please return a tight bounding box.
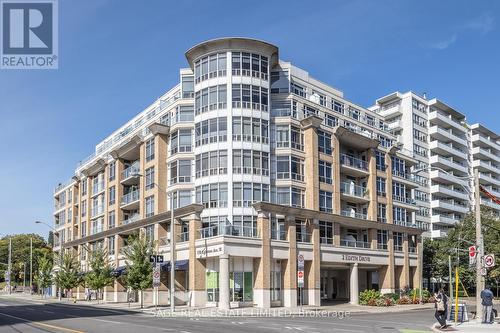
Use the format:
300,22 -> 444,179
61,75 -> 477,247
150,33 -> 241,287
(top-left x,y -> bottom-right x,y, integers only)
297,254 -> 304,309
150,255 -> 163,311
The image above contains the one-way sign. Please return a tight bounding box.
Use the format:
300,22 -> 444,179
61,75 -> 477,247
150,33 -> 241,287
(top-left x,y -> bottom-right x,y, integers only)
149,255 -> 164,263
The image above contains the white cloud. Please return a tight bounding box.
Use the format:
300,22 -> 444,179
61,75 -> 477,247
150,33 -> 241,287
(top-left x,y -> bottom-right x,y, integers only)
466,12 -> 495,35
426,34 -> 457,50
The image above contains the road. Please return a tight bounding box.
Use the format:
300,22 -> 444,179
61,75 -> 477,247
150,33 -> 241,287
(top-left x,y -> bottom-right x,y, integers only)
0,296 -> 435,333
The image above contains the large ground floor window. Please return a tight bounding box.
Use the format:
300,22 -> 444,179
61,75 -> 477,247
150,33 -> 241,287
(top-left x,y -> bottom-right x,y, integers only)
270,259 -> 282,301
230,257 -> 253,302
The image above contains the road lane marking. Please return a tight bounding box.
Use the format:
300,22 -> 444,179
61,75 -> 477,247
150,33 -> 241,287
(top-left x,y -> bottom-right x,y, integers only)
0,312 -> 86,333
42,310 -> 55,314
92,318 -> 122,324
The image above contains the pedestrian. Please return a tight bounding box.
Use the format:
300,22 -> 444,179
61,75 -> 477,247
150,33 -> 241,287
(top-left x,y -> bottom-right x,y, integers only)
85,287 -> 90,301
480,285 -> 494,324
434,288 -> 448,329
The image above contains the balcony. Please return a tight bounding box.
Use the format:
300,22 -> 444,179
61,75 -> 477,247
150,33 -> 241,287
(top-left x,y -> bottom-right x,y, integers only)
392,195 -> 417,209
478,172 -> 500,187
121,162 -> 140,185
90,225 -> 104,235
341,210 -> 368,220
394,220 -> 416,228
391,170 -> 419,187
472,147 -> 500,164
430,155 -> 468,175
90,205 -> 104,218
340,154 -> 368,176
473,160 -> 500,175
429,169 -> 468,187
199,224 -> 258,239
378,105 -> 402,118
429,126 -> 468,147
431,214 -> 460,226
340,182 -> 368,203
122,214 -> 140,225
429,140 -> 468,160
430,184 -> 469,201
428,111 -> 466,133
431,199 -> 469,214
481,198 -> 500,211
340,239 -> 370,248
120,190 -> 140,210
471,134 -> 500,152
387,119 -> 403,131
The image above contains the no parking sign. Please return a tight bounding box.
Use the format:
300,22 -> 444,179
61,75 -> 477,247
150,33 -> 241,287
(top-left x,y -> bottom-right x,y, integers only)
484,254 -> 495,268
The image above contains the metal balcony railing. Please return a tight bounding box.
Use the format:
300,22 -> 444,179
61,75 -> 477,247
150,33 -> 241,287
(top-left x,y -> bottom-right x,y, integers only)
121,190 -> 139,206
121,162 -> 140,179
340,182 -> 367,198
340,239 -> 370,248
340,154 -> 368,170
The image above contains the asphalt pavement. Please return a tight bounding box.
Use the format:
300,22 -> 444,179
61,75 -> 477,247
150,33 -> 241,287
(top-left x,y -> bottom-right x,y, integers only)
0,296 -> 436,333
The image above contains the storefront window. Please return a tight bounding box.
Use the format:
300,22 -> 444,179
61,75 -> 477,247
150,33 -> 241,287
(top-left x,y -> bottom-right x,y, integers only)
206,271 -> 219,302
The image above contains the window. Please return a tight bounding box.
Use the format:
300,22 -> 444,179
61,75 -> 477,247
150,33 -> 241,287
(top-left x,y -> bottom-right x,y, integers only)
393,232 -> 404,251
376,177 -> 386,196
195,117 -> 227,146
319,221 -> 333,244
194,53 -> 227,83
108,211 -> 115,229
181,75 -> 194,98
195,183 -> 228,208
171,160 -> 191,184
290,82 -> 305,97
109,161 -> 116,181
393,207 -> 407,224
195,150 -> 227,177
195,85 -> 227,114
109,186 -> 116,205
232,117 -> 269,143
324,114 -> 338,128
332,100 -> 344,113
377,230 -> 388,249
270,259 -> 282,301
145,138 -> 155,162
391,156 -> 406,175
377,203 -> 386,223
82,178 -> 87,196
319,191 -> 333,213
415,190 -> 428,202
414,144 -> 428,157
173,190 -> 192,209
318,130 -> 332,155
145,196 -> 154,218
412,113 -> 426,127
413,128 -> 427,142
81,221 -> 87,238
375,151 -> 386,171
171,129 -> 192,154
145,225 -> 154,243
108,236 -> 115,255
231,84 -> 268,110
145,167 -> 155,190
319,160 -> 332,184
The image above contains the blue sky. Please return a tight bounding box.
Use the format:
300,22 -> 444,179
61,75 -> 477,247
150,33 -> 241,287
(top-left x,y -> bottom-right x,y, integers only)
0,0 -> 499,238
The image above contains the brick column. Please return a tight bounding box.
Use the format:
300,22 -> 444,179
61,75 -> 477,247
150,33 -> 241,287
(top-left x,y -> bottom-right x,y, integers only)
188,214 -> 205,307
301,116 -> 322,211
379,230 -> 395,293
368,228 -> 378,250
413,235 -> 422,291
307,218 -> 321,306
401,233 -> 410,289
333,222 -> 341,246
332,136 -> 341,214
283,216 -> 297,307
254,212 -> 271,308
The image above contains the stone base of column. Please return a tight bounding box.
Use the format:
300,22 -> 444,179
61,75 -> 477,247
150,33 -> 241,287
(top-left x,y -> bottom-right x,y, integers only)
283,288 -> 297,307
380,288 -> 395,294
253,289 -> 271,308
189,290 -> 206,307
307,288 -> 321,306
115,291 -> 128,302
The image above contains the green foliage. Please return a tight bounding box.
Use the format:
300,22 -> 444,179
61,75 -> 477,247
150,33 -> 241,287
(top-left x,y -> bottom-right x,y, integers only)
422,207 -> 500,293
54,252 -> 81,295
123,233 -> 154,292
0,234 -> 51,284
35,253 -> 53,294
359,289 -> 382,305
383,292 -> 400,301
84,247 -> 115,299
408,288 -> 431,300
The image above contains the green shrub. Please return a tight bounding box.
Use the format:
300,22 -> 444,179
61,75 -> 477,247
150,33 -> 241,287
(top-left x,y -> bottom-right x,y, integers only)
408,288 -> 431,299
383,292 -> 400,301
359,289 -> 382,305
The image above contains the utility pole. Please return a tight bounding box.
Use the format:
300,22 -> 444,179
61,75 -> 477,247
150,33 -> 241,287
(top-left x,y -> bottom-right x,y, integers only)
8,237 -> 12,295
474,168 -> 484,322
170,192 -> 175,313
30,237 -> 33,294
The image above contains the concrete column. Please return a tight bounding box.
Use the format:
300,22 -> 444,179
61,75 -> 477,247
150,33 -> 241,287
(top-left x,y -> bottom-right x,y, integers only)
380,231 -> 395,293
333,222 -> 341,246
218,254 -> 230,309
349,263 -> 359,305
254,212 -> 271,308
368,228 -> 378,250
301,118 -> 321,211
188,215 -> 205,307
283,216 -> 297,307
413,235 -> 422,291
385,153 -> 394,224
367,148 -> 378,221
307,219 -> 321,306
332,135 -> 341,214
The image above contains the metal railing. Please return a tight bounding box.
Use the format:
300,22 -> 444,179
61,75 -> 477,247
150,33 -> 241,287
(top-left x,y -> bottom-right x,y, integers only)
341,210 -> 367,219
340,239 -> 370,248
121,190 -> 139,206
296,232 -> 311,243
122,161 -> 140,179
392,170 -> 418,183
340,182 -> 367,197
199,224 -> 258,239
392,195 -> 416,205
122,214 -> 140,225
340,154 -> 368,170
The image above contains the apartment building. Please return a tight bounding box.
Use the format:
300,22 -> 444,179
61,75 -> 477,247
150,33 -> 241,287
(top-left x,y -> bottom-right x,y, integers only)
371,92 -> 500,238
53,38 -> 423,308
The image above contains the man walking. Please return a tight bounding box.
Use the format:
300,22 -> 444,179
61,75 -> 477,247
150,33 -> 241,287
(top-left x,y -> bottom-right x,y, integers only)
434,288 -> 448,329
480,285 -> 494,324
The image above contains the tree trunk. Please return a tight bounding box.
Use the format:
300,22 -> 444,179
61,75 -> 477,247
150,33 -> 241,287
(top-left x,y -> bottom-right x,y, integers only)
140,290 -> 143,309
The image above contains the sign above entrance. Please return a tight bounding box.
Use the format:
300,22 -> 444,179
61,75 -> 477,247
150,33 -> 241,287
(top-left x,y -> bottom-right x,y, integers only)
196,245 -> 224,258
341,254 -> 371,262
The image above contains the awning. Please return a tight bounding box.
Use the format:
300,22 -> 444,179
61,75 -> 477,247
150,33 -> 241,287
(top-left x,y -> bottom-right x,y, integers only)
160,260 -> 189,272
112,266 -> 127,277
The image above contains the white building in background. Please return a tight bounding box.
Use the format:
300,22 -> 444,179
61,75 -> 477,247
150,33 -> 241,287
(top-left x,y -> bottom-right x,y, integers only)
371,92 -> 500,238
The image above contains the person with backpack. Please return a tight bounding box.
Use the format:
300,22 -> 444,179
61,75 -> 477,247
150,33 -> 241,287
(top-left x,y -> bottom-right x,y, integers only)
480,286 -> 494,324
434,288 -> 448,329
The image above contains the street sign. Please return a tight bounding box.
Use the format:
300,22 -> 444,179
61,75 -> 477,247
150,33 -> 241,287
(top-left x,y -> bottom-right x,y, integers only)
468,246 -> 477,258
153,264 -> 161,288
484,254 -> 495,268
481,267 -> 487,276
149,255 -> 164,263
297,254 -> 304,270
297,270 -> 304,288
469,255 -> 476,267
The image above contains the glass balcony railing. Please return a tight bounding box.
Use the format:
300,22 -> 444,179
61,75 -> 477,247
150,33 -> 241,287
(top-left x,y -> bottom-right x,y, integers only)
340,239 -> 370,248
392,170 -> 419,183
92,181 -> 105,195
340,182 -> 367,198
340,154 -> 368,171
121,162 -> 140,179
392,195 -> 416,205
91,205 -> 104,218
123,214 -> 140,225
341,210 -> 367,219
121,190 -> 139,206
199,224 -> 258,239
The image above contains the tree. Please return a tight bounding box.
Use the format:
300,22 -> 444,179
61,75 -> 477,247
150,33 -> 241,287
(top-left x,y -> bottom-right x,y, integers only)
123,233 -> 154,308
47,232 -> 54,248
35,253 -> 53,298
84,247 -> 114,302
54,252 -> 81,299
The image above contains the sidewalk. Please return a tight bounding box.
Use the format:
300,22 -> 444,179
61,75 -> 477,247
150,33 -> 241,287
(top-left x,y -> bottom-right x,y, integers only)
431,321 -> 499,332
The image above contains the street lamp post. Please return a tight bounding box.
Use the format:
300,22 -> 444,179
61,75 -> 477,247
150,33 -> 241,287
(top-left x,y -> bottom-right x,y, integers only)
8,237 -> 12,295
